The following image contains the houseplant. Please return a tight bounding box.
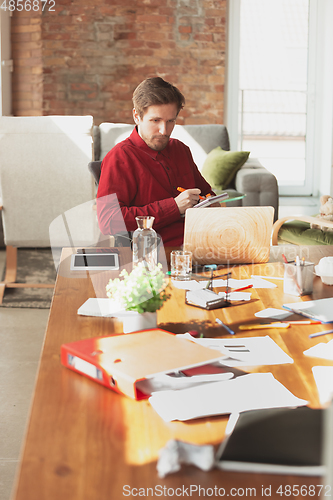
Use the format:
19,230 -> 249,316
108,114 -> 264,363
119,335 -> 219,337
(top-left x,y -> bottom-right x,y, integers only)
106,262 -> 170,333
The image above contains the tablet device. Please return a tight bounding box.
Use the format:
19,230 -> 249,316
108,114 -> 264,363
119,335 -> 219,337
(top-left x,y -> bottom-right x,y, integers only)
70,252 -> 119,271
195,192 -> 229,208
216,407 -> 324,476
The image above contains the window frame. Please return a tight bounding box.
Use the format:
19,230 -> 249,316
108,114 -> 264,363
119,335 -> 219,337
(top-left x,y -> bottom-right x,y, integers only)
225,0 -> 333,197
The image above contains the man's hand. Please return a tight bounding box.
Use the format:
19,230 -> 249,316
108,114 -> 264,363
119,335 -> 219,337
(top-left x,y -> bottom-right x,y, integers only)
175,188 -> 201,215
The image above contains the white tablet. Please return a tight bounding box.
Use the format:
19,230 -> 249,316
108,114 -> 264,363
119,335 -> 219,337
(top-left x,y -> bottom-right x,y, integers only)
70,252 -> 119,271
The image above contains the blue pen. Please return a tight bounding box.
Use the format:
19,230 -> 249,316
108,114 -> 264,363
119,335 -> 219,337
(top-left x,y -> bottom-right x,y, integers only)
216,318 -> 235,335
309,329 -> 333,339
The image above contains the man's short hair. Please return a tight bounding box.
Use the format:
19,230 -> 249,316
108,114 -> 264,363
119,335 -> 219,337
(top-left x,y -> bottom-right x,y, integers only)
132,77 -> 185,118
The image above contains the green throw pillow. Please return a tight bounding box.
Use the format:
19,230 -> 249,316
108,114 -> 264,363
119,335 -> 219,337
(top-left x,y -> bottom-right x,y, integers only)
201,147 -> 250,190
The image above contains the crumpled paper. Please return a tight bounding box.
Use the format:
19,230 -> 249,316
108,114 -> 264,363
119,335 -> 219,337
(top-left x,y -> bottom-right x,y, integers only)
157,439 -> 215,478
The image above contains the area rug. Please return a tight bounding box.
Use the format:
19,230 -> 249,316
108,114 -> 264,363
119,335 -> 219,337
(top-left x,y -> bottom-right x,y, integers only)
0,248 -> 57,309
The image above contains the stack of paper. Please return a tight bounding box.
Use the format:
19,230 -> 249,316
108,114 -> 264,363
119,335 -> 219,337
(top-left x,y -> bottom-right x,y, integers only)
177,333 -> 293,367
149,372 -> 307,422
283,297 -> 333,323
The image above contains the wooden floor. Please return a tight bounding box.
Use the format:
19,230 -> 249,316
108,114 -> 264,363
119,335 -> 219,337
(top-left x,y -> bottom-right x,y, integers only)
0,249 -> 49,500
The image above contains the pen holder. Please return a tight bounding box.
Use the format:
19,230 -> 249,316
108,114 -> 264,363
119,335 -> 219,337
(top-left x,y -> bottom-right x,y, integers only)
283,261 -> 314,296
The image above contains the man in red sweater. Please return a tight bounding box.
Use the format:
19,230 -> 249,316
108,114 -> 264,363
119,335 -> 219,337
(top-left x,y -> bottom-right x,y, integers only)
97,77 -> 215,247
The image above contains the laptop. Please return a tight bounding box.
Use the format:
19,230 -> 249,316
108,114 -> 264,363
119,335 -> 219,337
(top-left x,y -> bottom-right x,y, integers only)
183,206 -> 274,265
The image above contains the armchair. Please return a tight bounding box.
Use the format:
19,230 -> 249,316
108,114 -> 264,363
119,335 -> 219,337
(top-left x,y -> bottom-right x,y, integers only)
0,115 -> 95,303
272,215 -> 333,245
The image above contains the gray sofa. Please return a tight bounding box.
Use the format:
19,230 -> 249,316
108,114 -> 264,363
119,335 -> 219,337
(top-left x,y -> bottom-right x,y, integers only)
93,123 -> 279,221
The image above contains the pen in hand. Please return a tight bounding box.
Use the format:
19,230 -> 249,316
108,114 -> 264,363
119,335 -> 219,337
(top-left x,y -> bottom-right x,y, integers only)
177,186 -> 205,200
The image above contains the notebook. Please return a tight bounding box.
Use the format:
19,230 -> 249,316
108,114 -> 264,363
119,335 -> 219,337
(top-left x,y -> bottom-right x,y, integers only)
183,206 -> 274,265
283,297 -> 333,323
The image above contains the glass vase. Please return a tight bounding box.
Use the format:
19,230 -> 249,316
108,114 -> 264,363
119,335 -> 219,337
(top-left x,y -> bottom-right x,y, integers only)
132,216 -> 157,271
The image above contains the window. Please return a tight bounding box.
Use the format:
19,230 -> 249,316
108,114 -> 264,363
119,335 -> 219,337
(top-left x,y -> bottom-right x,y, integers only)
226,0 -> 333,197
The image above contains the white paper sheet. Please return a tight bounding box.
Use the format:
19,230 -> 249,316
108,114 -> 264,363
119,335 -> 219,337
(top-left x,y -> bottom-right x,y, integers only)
157,440 -> 215,478
218,291 -> 252,301
149,372 -> 307,422
137,371 -> 234,395
77,297 -> 126,317
251,274 -> 284,280
172,277 -> 277,290
312,366 -> 333,405
215,278 -> 278,289
171,279 -> 205,290
177,333 -> 293,367
255,308 -> 293,320
230,278 -> 277,289
304,339 -> 333,361
77,297 -> 141,319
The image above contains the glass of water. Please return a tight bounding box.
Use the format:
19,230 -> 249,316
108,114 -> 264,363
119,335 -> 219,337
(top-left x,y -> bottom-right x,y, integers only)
170,250 -> 192,280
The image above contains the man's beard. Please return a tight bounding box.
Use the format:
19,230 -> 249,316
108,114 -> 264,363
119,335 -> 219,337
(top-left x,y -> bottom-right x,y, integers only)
142,133 -> 170,151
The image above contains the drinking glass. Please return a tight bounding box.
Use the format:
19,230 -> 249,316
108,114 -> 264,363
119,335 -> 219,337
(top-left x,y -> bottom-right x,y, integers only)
170,250 -> 192,280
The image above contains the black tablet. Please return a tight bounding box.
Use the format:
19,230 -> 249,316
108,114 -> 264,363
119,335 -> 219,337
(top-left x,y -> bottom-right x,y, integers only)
216,407 -> 324,475
70,252 -> 119,271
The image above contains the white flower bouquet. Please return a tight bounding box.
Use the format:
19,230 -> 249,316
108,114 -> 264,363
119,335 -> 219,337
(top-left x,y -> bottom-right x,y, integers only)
106,262 -> 170,313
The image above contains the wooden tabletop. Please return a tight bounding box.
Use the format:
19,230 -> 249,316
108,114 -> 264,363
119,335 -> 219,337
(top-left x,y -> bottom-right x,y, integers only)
11,245 -> 333,500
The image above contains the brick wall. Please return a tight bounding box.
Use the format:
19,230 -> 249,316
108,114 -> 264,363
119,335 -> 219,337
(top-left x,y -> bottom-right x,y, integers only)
11,9 -> 43,116
12,0 -> 226,125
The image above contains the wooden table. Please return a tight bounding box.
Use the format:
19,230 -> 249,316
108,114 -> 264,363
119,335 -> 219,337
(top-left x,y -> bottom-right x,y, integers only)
11,245 -> 333,500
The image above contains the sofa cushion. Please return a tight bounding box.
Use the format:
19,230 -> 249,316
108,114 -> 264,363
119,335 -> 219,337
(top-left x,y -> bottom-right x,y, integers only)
171,124 -> 230,170
98,123 -> 135,160
278,220 -> 333,245
201,147 -> 250,190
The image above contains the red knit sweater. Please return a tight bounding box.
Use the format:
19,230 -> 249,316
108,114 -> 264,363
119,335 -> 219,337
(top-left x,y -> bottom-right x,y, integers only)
97,127 -> 214,246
